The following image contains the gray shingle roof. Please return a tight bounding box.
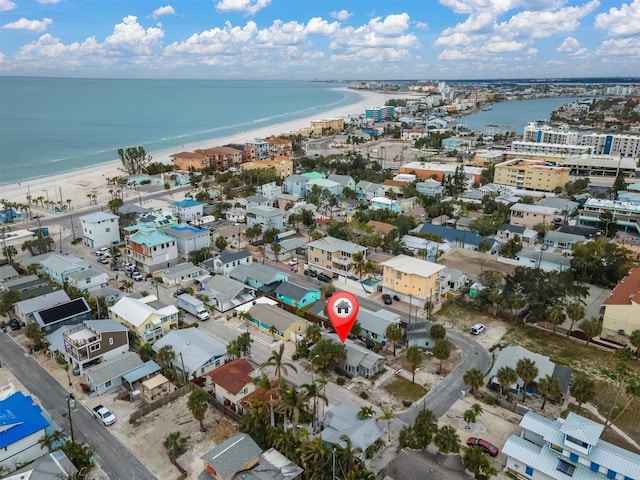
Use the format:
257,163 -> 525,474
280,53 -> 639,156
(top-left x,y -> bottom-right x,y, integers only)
218,249 -> 252,264
200,433 -> 262,480
274,281 -> 311,301
249,304 -> 305,332
15,290 -> 71,315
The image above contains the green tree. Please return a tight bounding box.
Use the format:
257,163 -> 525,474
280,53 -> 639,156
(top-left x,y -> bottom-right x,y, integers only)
163,431 -> 187,466
429,323 -> 446,341
156,345 -> 175,371
463,368 -> 485,395
261,343 -> 297,385
358,405 -> 375,419
2,245 -> 17,262
270,241 -> 282,262
611,169 -> 628,198
496,366 -> 517,401
538,374 -> 562,410
379,406 -> 394,442
546,305 -> 565,336
629,329 -> 640,359
0,289 -> 20,315
214,235 -> 228,251
118,146 -> 151,175
565,301 -> 585,338
188,247 -> 211,265
399,408 -> 438,449
139,343 -> 154,362
236,331 -> 253,357
60,441 -> 95,476
501,236 -> 522,258
385,323 -> 403,356
433,425 -> 461,454
477,239 -> 491,253
571,241 -> 631,286
604,348 -> 636,429
404,345 -> 423,383
516,358 -> 539,402
463,444 -> 498,480
305,323 -> 322,345
477,270 -> 505,311
107,197 -> 123,214
276,385 -> 307,435
570,372 -> 595,414
432,339 -> 451,375
581,316 -> 602,346
187,388 -> 208,432
596,211 -> 618,238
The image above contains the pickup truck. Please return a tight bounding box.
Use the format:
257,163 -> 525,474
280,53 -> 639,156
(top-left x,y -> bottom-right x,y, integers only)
92,405 -> 116,426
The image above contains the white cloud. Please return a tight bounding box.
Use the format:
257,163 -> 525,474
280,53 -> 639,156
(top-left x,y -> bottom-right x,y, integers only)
215,0 -> 270,15
415,21 -> 428,30
330,10 -> 351,21
3,18 -> 53,32
595,0 -> 640,37
152,5 -> 176,19
557,36 -> 587,55
36,0 -> 63,4
0,0 -> 15,11
0,52 -> 4,63
164,21 -> 259,56
597,36 -> 640,56
104,16 -> 164,54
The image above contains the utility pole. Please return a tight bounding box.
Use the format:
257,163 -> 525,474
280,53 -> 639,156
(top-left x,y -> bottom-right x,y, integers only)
66,394 -> 75,442
179,352 -> 187,384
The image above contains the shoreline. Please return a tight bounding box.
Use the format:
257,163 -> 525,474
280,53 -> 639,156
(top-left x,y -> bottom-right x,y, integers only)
1,88 -> 403,213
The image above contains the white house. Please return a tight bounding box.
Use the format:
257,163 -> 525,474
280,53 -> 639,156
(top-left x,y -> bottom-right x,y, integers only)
171,198 -> 203,223
246,205 -> 287,231
64,267 -> 109,293
124,226 -> 179,273
164,225 -> 211,257
80,211 -> 120,248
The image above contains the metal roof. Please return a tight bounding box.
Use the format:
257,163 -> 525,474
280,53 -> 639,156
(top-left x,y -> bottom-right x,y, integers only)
200,433 -> 262,480
152,328 -> 226,373
122,360 -> 161,384
84,352 -> 143,386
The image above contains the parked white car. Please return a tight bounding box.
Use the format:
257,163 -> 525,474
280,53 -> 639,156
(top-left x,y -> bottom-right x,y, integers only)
470,323 -> 486,335
94,247 -> 109,256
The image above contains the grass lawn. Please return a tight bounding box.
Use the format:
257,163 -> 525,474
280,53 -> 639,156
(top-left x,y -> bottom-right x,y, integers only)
383,375 -> 427,402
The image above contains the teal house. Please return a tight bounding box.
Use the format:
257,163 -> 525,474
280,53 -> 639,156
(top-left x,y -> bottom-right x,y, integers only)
273,281 -> 321,308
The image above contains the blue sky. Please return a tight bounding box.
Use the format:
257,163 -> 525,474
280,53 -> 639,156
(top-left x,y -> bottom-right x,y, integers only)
0,0 -> 638,79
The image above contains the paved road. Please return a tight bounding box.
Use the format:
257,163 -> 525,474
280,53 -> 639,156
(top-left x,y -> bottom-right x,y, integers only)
0,333 -> 156,480
397,328 -> 492,424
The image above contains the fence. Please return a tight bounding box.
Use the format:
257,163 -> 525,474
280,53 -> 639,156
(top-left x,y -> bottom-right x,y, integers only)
129,382 -> 195,423
203,389 -> 241,422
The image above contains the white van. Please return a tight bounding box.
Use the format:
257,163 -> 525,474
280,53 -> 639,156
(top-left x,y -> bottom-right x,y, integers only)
470,323 -> 486,335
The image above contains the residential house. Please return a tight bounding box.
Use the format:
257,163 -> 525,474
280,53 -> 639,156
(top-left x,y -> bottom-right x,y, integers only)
14,290 -> 71,324
516,246 -> 571,272
431,214 -> 450,226
32,297 -> 92,333
307,178 -> 343,197
0,207 -> 23,224
39,253 -> 89,286
159,262 -> 207,286
170,151 -> 209,171
210,221 -> 247,251
165,225 -> 211,257
488,346 -> 571,398
246,205 -> 287,231
306,236 -> 368,279
357,307 -> 401,345
401,235 -> 439,259
497,224 -> 538,246
245,195 -> 273,209
411,224 -> 500,254
90,286 -> 123,305
200,433 -> 262,480
229,263 -> 289,290
248,303 -> 309,341
273,281 -> 321,308
0,391 -> 49,472
543,230 -> 588,251
355,180 -> 385,201
265,237 -> 306,263
0,275 -> 52,301
405,323 -> 437,351
284,175 -> 309,197
440,268 -> 468,293
257,181 -> 283,201
322,333 -> 385,378
494,158 -> 570,192
63,319 -> 129,374
84,351 -> 144,396
458,190 -> 486,205
370,197 -> 401,213
535,197 -> 579,217
321,404 -> 384,459
381,179 -> 409,198
203,249 -> 253,276
224,208 -> 246,223
241,157 -> 294,180
108,294 -> 179,344
124,226 -> 178,273
366,220 -> 395,237
601,267 -> 640,344
203,358 -> 262,414
5,450 -> 78,480
79,211 -> 120,248
152,328 -> 227,380
121,360 -> 162,392
200,275 -> 256,313
0,265 -> 19,282
503,411 -> 640,480
510,204 -> 557,230
64,267 -> 109,293
172,198 -> 203,223
384,449 -> 468,480
415,179 -> 444,197
136,209 -> 179,232
252,448 -> 304,480
327,174 -> 356,192
380,254 -> 446,305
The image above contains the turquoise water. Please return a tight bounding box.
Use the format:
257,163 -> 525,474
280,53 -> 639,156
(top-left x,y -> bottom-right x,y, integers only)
362,278 -> 380,286
0,78 -> 361,184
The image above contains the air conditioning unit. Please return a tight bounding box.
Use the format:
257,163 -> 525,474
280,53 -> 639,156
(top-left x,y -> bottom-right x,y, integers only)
618,329 -> 626,336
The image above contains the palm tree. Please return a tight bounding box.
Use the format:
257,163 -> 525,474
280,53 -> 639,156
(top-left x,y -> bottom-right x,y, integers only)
628,329 -> 640,359
276,385 -> 307,435
237,310 -> 252,331
538,374 -> 562,410
270,241 -> 282,262
546,305 -> 565,336
516,358 -> 538,402
433,425 -> 461,454
299,437 -> 330,479
496,366 -> 518,401
261,344 -> 297,385
429,323 -> 446,341
432,339 -> 451,375
581,316 -> 602,346
570,372 -> 595,414
156,345 -> 175,375
565,301 -> 585,338
404,345 -> 423,383
39,430 -> 67,452
187,388 -> 208,432
358,405 -> 375,419
305,323 -> 321,344
424,300 -> 434,322
254,373 -> 277,427
463,368 -> 485,395
163,432 -> 187,466
302,380 -> 328,430
385,323 -> 403,356
352,251 -> 366,280
379,406 -> 394,442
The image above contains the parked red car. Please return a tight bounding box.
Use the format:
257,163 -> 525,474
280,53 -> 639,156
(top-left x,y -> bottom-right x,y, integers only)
467,437 -> 499,457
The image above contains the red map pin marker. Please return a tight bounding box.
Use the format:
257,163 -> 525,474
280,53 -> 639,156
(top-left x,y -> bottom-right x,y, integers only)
327,291 -> 359,343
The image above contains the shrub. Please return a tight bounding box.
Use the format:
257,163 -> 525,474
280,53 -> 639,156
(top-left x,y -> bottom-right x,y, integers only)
140,179 -> 152,185
336,377 -> 346,386
402,400 -> 412,408
359,391 -> 369,400
484,395 -> 498,406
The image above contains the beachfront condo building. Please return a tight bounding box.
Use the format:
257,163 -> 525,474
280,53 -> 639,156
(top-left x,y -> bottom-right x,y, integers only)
309,118 -> 345,135
580,133 -> 640,158
246,138 -> 270,160
523,123 -> 580,144
170,151 -> 209,171
365,106 -> 395,122
494,158 -> 570,192
193,146 -> 243,171
265,136 -> 294,156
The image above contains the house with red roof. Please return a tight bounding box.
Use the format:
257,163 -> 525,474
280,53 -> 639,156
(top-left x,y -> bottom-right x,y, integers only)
601,267 -> 640,345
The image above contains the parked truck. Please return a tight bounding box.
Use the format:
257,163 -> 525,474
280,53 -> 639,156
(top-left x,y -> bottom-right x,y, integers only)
176,293 -> 210,321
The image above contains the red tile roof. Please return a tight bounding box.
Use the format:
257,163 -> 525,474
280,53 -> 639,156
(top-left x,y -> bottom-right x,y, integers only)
602,267 -> 640,306
204,358 -> 255,395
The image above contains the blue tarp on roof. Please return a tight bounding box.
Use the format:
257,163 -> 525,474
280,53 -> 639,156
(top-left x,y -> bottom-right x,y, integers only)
122,360 -> 161,384
0,391 -> 50,448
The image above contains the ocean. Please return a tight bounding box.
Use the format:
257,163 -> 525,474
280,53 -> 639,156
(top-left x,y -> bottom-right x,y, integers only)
0,77 -> 362,185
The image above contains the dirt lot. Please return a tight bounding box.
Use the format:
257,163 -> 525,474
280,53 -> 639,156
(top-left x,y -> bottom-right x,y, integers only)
439,248 -> 516,277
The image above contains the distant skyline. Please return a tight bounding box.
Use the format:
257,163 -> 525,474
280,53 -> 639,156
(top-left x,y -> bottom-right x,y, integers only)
0,0 -> 638,79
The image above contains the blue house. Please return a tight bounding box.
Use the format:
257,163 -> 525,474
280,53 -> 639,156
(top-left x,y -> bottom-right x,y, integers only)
0,207 -> 22,224
273,281 -> 321,308
229,263 -> 289,289
284,174 -> 309,197
0,391 -> 50,471
412,223 -> 500,254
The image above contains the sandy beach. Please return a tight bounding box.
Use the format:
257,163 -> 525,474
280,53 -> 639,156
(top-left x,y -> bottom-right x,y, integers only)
1,88 -> 402,215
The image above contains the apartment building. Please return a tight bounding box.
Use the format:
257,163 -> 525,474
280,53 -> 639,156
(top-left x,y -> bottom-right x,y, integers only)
580,133 -> 640,158
239,156 -> 294,179
245,138 -> 270,159
379,254 -> 446,305
494,159 -> 570,192
124,226 -> 178,273
170,151 -> 209,171
510,141 -> 593,156
523,123 -> 580,144
80,211 -> 120,248
510,203 -> 557,229
601,267 -> 640,344
310,118 -> 345,135
194,146 -> 243,171
265,136 -> 293,156
63,319 -> 129,374
306,236 -> 367,279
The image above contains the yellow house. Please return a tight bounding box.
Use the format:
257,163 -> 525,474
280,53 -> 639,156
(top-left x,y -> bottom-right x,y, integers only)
306,236 -> 368,279
248,303 -> 309,342
494,158 -> 570,192
239,156 -> 293,178
380,255 -> 446,304
601,267 -> 640,344
108,295 -> 179,344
